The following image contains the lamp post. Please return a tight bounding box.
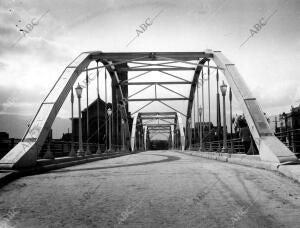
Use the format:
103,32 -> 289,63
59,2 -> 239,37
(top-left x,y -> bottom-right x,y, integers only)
121,119 -> 126,152
138,131 -> 141,151
107,108 -> 112,152
96,61 -> 101,154
229,87 -> 233,155
69,88 -> 76,157
140,130 -> 143,151
220,80 -> 228,153
85,70 -> 91,156
216,70 -> 221,141
188,117 -> 192,150
199,106 -> 203,151
229,88 -> 233,137
140,130 -> 142,150
208,60 -> 212,151
174,129 -> 176,149
75,83 -> 84,156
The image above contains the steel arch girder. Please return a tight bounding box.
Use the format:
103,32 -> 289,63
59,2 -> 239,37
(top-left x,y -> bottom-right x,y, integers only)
102,60 -> 131,149
0,52 -> 132,169
144,126 -> 147,150
171,125 -> 174,149
176,112 -> 185,151
185,58 -> 208,149
0,52 -> 95,169
130,114 -> 138,151
210,50 -> 297,163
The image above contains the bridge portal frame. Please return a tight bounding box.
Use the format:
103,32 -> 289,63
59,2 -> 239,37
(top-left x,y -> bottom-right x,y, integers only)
0,51 -> 297,169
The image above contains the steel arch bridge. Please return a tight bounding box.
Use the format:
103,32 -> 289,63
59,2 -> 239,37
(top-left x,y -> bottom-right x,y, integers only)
0,51 -> 298,169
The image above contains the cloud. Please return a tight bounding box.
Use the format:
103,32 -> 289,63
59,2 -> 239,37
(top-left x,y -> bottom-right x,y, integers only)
0,61 -> 7,71
0,85 -> 43,114
0,5 -> 43,56
17,36 -> 73,63
252,79 -> 299,113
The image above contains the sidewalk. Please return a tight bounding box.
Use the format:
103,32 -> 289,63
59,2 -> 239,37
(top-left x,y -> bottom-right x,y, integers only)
178,150 -> 300,183
0,151 -> 133,188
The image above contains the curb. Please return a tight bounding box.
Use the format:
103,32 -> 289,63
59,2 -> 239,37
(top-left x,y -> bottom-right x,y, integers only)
177,150 -> 300,183
0,152 -> 134,188
0,171 -> 19,188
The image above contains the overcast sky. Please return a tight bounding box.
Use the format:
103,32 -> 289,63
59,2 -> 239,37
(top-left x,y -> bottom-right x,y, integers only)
0,0 -> 299,122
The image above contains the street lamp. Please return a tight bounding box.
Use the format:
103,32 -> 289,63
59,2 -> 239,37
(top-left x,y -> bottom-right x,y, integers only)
121,119 -> 126,151
85,70 -> 91,156
69,88 -> 76,157
229,88 -> 234,154
138,131 -> 140,150
96,61 -> 101,154
198,106 -> 204,151
220,80 -> 228,153
188,117 -> 192,150
107,108 -> 112,152
75,83 -> 84,156
140,131 -> 143,150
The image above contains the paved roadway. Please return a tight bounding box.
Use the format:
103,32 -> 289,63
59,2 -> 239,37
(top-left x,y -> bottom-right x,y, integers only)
0,150 -> 300,228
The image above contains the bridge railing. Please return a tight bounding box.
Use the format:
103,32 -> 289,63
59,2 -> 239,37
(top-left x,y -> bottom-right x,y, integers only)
38,140 -> 128,159
274,129 -> 300,158
0,138 -> 21,159
189,138 -> 245,154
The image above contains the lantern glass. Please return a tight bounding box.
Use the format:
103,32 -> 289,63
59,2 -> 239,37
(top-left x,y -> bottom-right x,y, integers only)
107,108 -> 112,116
198,107 -> 203,116
220,80 -> 228,96
75,83 -> 83,98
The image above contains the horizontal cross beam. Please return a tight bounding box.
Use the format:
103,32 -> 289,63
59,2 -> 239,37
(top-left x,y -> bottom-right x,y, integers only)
128,98 -> 189,102
140,117 -> 176,120
91,52 -> 212,62
147,126 -> 171,129
116,67 -> 195,72
149,131 -> 171,133
145,124 -> 174,126
122,81 -> 191,85
139,112 -> 176,116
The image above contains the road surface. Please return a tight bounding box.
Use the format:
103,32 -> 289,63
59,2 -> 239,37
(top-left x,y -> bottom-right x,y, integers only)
0,150 -> 300,227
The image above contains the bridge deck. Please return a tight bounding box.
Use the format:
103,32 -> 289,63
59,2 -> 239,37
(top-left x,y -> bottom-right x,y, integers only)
1,150 -> 299,227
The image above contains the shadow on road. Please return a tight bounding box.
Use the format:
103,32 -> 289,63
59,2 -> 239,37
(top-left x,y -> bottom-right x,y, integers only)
51,154 -> 181,174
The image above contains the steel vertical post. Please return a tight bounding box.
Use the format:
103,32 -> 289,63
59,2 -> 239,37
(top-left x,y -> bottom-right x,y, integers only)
216,69 -> 221,145
208,60 -> 212,151
229,87 -> 233,137
77,94 -> 84,156
188,118 -> 192,150
197,83 -> 200,145
202,69 -> 205,126
229,87 -> 233,154
105,69 -> 108,151
220,81 -> 228,153
221,94 -> 228,153
193,93 -> 196,148
121,119 -> 125,151
85,69 -> 91,155
96,61 -> 101,154
108,111 -> 112,152
69,88 -> 76,157
116,103 -> 119,150
199,107 -> 203,151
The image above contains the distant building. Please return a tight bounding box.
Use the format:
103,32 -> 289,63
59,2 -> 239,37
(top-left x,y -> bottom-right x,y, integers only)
273,105 -> 300,156
71,97 -> 133,146
0,132 -> 9,140
278,105 -> 300,131
0,132 -> 11,159
192,122 -> 214,143
71,97 -> 108,145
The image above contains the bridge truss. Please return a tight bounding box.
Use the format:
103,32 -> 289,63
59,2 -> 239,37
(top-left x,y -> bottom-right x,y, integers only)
0,51 -> 298,169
